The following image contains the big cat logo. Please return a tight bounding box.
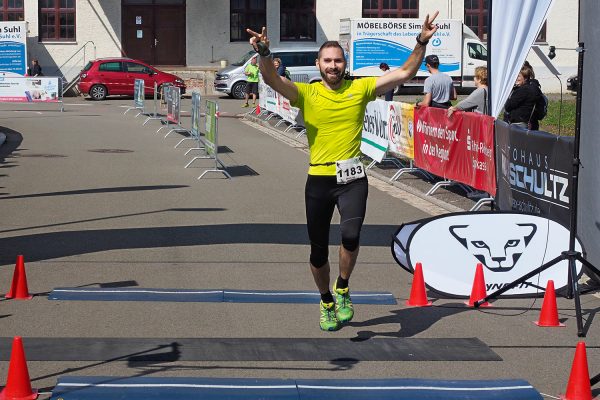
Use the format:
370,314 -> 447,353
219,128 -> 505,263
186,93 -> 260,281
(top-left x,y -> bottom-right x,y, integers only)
449,223 -> 537,272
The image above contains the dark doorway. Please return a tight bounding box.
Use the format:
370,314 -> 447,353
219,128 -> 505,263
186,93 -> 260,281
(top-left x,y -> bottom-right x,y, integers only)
122,0 -> 186,66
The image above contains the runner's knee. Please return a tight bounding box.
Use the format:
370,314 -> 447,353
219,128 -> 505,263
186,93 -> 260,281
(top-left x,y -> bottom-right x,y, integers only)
310,244 -> 329,268
341,218 -> 362,251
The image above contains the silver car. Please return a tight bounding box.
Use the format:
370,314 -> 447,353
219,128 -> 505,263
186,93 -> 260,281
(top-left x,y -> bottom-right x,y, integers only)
215,47 -> 321,99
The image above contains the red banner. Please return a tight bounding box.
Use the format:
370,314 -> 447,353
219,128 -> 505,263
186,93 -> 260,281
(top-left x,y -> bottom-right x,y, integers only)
414,107 -> 496,195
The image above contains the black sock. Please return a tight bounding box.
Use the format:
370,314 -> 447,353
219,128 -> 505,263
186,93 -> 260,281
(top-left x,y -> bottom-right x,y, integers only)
336,276 -> 349,289
321,291 -> 334,304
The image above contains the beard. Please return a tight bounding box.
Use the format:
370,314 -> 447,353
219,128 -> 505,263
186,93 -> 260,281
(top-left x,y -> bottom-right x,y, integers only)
319,67 -> 344,86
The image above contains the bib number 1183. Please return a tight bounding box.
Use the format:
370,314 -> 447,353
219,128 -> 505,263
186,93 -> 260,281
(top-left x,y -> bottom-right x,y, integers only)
336,157 -> 365,184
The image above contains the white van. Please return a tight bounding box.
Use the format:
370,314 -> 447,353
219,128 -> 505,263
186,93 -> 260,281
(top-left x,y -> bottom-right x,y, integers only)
214,47 -> 321,99
339,18 -> 487,87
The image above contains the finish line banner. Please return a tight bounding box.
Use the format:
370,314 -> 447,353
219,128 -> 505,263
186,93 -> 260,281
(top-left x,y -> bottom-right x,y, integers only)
495,121 -> 573,228
414,107 -> 496,195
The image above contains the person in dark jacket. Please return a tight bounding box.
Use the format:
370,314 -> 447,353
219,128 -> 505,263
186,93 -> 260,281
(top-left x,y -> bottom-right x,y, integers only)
379,63 -> 394,101
27,59 -> 43,76
504,66 -> 540,130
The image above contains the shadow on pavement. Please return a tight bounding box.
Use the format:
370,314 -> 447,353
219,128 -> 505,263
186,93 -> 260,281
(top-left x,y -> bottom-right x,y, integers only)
0,223 -> 399,264
0,184 -> 189,200
349,303 -> 469,339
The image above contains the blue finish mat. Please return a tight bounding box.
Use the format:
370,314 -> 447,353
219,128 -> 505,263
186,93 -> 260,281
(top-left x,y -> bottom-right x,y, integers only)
48,288 -> 396,304
50,376 -> 543,400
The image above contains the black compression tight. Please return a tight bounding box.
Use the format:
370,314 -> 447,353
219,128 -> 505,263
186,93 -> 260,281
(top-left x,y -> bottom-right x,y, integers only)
305,175 -> 368,268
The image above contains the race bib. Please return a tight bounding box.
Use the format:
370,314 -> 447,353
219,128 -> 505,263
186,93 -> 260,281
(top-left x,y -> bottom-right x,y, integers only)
336,157 -> 365,184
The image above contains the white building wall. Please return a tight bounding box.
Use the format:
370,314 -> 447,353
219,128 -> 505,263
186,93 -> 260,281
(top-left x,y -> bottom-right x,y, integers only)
25,0 -> 122,81
18,0 -> 577,92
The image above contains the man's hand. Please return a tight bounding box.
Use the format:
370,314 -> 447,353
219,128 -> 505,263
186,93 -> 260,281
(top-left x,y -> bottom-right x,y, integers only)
419,11 -> 439,42
246,27 -> 270,55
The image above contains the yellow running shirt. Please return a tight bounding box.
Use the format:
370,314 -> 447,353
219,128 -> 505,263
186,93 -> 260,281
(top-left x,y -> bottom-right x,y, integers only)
291,77 -> 377,176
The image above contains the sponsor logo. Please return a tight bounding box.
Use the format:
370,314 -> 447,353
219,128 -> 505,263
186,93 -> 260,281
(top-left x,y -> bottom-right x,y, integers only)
387,103 -> 400,146
449,223 -> 537,272
432,38 -> 442,47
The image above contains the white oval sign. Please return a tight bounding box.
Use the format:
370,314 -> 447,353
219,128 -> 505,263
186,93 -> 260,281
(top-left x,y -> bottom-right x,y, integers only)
393,212 -> 583,297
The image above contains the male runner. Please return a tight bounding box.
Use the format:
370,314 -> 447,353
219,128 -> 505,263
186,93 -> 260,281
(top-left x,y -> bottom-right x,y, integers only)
247,12 -> 439,331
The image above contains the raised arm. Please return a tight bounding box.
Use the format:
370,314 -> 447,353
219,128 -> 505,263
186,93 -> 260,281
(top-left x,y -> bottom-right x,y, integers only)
246,27 -> 299,103
375,11 -> 439,96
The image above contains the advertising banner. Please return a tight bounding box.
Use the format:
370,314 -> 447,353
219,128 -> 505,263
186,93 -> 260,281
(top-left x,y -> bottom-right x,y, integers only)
134,79 -> 144,108
392,212 -> 583,297
264,84 -> 278,113
205,100 -> 217,156
495,121 -> 573,228
0,77 -> 60,102
387,101 -> 414,159
277,94 -> 300,125
167,86 -> 180,124
414,107 -> 496,195
346,19 -> 461,77
190,92 -> 201,139
258,79 -> 267,110
361,99 -> 389,162
0,22 -> 27,76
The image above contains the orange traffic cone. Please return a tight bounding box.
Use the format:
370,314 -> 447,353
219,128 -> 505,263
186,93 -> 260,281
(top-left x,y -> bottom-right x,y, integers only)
406,262 -> 432,307
561,342 -> 595,400
0,337 -> 37,400
465,263 -> 491,307
5,255 -> 32,300
534,280 -> 565,327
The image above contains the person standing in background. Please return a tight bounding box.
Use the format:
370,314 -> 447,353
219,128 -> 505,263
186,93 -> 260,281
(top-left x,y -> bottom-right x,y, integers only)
417,54 -> 455,108
379,63 -> 394,101
447,66 -> 488,117
242,56 -> 259,108
27,59 -> 43,77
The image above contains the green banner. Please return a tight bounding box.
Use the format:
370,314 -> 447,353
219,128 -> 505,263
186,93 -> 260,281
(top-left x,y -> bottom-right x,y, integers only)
205,100 -> 217,156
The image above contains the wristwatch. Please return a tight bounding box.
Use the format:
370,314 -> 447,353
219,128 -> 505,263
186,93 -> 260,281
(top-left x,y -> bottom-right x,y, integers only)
416,33 -> 429,46
255,41 -> 271,57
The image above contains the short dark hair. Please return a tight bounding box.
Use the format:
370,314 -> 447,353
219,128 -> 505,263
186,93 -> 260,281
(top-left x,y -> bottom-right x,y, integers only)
318,41 -> 344,59
424,54 -> 440,68
379,62 -> 389,70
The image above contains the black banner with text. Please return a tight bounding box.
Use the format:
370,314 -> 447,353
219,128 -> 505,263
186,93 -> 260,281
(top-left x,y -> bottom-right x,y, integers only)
495,121 -> 574,228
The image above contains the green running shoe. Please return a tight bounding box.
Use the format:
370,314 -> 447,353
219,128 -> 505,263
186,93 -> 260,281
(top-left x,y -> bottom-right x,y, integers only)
333,281 -> 354,323
319,301 -> 341,331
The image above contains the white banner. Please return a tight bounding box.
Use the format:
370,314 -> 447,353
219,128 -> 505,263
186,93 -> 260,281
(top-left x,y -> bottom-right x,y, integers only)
0,77 -> 60,102
0,22 -> 27,76
258,79 -> 267,110
393,212 -> 583,297
490,0 -> 554,117
360,99 -> 389,162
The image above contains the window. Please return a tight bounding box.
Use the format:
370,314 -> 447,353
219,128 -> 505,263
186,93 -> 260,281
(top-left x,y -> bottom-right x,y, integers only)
464,0 -> 487,41
280,0 -> 316,41
99,62 -> 123,72
362,0 -> 419,18
126,62 -> 153,74
275,51 -> 318,67
535,21 -> 547,43
230,0 -> 266,42
467,43 -> 487,61
39,0 -> 76,41
1,0 -> 24,21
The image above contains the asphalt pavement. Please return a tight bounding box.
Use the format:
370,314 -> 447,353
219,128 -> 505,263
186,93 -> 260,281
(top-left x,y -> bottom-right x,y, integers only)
0,94 -> 598,399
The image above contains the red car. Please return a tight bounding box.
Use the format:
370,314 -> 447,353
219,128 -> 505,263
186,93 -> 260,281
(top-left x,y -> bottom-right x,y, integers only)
78,57 -> 186,100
